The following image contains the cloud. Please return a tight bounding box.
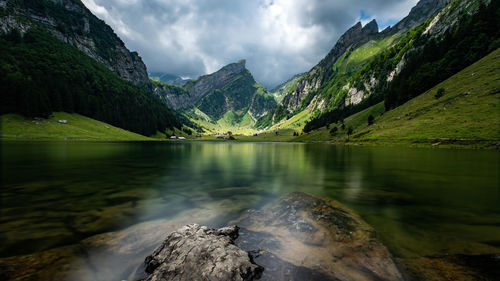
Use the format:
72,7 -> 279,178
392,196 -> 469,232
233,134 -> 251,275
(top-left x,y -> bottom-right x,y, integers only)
82,0 -> 418,88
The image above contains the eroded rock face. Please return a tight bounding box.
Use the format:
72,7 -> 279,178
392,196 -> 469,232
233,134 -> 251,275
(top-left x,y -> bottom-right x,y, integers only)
232,192 -> 405,281
0,0 -> 150,85
141,224 -> 263,281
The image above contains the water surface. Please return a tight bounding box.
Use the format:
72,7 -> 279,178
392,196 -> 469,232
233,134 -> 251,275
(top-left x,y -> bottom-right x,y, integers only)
1,141 -> 499,278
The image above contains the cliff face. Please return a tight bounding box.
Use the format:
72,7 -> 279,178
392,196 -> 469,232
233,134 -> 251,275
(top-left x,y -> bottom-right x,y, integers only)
0,0 -> 150,85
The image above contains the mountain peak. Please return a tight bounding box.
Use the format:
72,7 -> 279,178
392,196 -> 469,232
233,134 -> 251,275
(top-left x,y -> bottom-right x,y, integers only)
219,60 -> 246,76
236,59 -> 246,66
363,19 -> 379,34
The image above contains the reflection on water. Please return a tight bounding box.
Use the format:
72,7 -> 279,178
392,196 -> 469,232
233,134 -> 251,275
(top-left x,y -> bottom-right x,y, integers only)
1,141 -> 499,279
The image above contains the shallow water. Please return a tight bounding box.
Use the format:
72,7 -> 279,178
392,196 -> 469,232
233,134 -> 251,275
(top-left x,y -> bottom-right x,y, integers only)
1,141 -> 500,279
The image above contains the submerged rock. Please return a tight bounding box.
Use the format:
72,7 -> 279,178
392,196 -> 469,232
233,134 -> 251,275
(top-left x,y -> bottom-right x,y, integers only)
232,192 -> 405,281
140,224 -> 263,281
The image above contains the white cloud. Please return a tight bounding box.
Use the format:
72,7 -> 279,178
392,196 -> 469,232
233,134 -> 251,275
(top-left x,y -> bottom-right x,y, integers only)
82,0 -> 419,88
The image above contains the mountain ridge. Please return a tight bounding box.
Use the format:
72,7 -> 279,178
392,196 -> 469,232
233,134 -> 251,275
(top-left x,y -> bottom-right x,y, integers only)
275,0 -> 450,121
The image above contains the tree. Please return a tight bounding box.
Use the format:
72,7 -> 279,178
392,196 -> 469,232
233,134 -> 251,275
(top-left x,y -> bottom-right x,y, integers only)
347,126 -> 354,136
330,127 -> 338,136
368,115 -> 374,125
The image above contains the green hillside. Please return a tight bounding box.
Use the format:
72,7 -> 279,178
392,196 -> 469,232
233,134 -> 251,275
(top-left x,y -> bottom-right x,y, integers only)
1,112 -> 152,141
0,28 -> 180,136
297,47 -> 500,148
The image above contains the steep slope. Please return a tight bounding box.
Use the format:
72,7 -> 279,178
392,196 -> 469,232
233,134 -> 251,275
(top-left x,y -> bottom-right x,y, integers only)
297,47 -> 500,147
154,60 -> 277,132
0,0 -> 180,136
273,0 -> 449,126
0,0 -> 149,86
303,0 -> 497,132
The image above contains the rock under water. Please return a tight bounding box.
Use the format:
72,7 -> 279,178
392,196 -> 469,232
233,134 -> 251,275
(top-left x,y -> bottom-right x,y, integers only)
232,192 -> 405,281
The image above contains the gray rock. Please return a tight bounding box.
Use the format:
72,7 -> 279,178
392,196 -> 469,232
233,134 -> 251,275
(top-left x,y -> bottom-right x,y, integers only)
141,224 -> 263,281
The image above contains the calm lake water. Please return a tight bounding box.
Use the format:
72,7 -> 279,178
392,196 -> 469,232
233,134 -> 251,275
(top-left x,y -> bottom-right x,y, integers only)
1,141 -> 500,279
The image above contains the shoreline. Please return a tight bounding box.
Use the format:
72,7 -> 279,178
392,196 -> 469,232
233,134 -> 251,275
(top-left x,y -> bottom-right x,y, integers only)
2,136 -> 499,150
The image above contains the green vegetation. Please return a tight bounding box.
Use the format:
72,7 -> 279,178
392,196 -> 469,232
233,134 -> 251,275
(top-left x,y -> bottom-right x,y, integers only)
303,20 -> 432,132
302,47 -> 500,147
0,28 -> 180,136
385,0 -> 500,109
304,0 -> 500,132
435,88 -> 445,99
8,0 -> 127,66
1,112 -> 152,141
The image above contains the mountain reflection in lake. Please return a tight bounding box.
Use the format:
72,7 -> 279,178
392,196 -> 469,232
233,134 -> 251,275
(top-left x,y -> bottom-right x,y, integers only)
1,142 -> 499,280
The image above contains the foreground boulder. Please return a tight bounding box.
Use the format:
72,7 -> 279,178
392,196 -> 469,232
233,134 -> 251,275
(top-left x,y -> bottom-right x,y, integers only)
232,192 -> 405,281
141,224 -> 263,281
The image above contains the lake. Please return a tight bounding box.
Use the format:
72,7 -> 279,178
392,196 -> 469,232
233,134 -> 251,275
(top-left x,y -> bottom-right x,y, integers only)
1,141 -> 499,280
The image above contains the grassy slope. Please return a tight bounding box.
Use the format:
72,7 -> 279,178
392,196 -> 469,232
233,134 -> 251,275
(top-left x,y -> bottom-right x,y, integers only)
297,47 -> 500,148
1,112 -> 152,141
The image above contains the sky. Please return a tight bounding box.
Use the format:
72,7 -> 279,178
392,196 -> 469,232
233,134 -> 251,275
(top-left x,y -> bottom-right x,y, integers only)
82,0 -> 419,88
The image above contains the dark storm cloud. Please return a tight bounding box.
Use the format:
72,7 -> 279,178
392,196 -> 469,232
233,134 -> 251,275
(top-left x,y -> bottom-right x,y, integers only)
82,0 -> 418,88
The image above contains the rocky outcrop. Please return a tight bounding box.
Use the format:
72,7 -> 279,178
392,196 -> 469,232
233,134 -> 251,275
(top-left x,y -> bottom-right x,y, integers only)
0,0 -> 150,85
140,224 -> 263,281
232,192 -> 404,281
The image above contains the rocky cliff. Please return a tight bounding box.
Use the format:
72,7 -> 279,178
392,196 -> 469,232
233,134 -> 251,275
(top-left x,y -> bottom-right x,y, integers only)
0,0 -> 150,85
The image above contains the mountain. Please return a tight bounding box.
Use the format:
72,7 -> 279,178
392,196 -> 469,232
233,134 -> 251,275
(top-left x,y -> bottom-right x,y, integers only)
297,0 -> 498,133
278,20 -> 380,114
271,0 -> 450,126
153,60 -> 277,131
150,72 -> 190,85
296,46 -> 500,147
0,0 -> 180,135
